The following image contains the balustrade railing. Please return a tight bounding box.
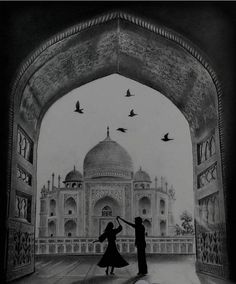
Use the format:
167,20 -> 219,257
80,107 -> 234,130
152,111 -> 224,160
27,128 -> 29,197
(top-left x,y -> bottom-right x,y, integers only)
35,236 -> 195,255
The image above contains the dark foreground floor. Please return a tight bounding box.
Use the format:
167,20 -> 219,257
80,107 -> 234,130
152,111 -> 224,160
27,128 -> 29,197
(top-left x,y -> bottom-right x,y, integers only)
11,255 -> 236,284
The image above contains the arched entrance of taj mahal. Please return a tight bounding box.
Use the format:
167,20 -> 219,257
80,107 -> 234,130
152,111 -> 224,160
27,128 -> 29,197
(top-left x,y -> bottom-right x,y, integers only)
5,11 -> 229,282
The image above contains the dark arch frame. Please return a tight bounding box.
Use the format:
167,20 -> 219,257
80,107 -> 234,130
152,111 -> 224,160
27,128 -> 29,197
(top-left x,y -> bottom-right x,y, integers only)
5,11 -> 229,282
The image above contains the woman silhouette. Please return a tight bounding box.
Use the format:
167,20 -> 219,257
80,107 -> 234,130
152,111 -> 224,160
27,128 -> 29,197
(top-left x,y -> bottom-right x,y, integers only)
93,218 -> 129,275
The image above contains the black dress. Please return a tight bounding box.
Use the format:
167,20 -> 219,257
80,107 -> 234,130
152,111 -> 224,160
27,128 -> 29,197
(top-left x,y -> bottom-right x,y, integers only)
97,225 -> 129,268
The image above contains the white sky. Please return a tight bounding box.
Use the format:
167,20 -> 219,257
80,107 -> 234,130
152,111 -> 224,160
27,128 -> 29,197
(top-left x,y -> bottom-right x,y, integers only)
36,74 -> 194,235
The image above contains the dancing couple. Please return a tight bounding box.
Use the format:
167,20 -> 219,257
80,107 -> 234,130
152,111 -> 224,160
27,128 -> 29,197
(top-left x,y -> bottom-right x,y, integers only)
93,216 -> 148,276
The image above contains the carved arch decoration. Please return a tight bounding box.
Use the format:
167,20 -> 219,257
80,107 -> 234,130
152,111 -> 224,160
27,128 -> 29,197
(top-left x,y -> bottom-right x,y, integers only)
6,11 -> 228,281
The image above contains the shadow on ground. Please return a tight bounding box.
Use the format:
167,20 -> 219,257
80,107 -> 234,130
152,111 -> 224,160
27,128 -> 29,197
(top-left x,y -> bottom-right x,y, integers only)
72,275 -> 161,284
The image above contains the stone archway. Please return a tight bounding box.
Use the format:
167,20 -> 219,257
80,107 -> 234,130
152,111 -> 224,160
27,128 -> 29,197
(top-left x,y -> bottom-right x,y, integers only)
64,220 -> 77,237
6,11 -> 228,281
48,220 -> 56,237
93,196 -> 121,235
139,196 -> 151,216
64,197 -> 77,215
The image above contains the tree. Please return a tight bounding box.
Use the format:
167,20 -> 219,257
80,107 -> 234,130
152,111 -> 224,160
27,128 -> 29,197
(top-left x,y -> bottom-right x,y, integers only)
175,210 -> 194,235
175,224 -> 183,236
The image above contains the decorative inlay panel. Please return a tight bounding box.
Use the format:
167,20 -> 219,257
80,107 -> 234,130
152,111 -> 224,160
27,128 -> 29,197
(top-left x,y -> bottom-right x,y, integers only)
19,85 -> 40,129
17,126 -> 33,163
197,133 -> 216,164
197,163 -> 217,188
64,193 -> 77,202
90,185 -> 126,205
15,192 -> 32,222
17,164 -> 32,186
198,192 -> 220,225
13,231 -> 33,267
7,221 -> 34,272
85,169 -> 131,179
196,225 -> 225,268
135,193 -> 152,200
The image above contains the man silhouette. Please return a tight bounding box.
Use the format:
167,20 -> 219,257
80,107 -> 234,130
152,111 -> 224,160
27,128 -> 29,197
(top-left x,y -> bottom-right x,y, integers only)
117,216 -> 147,275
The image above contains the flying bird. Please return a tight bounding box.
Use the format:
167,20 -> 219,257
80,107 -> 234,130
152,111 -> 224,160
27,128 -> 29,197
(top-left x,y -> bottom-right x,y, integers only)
128,109 -> 138,117
74,100 -> 84,113
125,89 -> 134,97
161,133 -> 174,142
117,128 -> 127,133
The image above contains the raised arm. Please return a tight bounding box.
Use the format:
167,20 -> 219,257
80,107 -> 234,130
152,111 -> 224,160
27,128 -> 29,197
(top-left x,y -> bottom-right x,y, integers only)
118,216 -> 135,228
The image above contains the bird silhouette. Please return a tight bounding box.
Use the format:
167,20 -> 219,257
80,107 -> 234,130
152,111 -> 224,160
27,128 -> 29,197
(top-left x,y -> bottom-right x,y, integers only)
161,133 -> 174,142
125,89 -> 134,97
74,101 -> 84,113
117,128 -> 127,133
128,109 -> 138,117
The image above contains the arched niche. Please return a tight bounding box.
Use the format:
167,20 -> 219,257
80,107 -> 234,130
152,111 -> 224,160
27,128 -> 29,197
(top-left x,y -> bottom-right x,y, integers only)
64,197 -> 77,215
64,220 -> 76,237
93,196 -> 120,217
139,196 -> 151,216
49,199 -> 56,216
48,220 -> 56,237
160,220 -> 166,236
143,219 -> 152,236
160,199 -> 166,215
6,11 -> 228,281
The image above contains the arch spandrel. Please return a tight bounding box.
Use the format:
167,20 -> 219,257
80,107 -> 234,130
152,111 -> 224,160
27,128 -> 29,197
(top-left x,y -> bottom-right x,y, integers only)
17,16 -> 218,137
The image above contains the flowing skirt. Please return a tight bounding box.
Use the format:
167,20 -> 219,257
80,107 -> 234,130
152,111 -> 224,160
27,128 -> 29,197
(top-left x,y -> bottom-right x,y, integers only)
97,242 -> 129,268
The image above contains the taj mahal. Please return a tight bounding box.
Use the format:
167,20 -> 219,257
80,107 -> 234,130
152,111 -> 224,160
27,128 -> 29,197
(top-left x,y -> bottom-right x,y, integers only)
38,128 -> 176,238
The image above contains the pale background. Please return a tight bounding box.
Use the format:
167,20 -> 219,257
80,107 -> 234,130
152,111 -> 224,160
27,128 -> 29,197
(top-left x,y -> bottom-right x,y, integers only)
36,74 -> 194,236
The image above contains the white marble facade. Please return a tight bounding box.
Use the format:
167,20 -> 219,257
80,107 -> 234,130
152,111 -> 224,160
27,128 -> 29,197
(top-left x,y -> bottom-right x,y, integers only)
39,129 -> 176,238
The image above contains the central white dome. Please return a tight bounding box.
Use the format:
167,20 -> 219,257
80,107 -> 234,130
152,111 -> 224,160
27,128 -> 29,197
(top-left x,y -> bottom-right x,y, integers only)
83,128 -> 133,179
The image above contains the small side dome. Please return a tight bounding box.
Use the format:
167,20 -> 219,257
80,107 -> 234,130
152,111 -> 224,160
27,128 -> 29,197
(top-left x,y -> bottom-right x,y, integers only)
64,166 -> 83,182
134,167 -> 151,183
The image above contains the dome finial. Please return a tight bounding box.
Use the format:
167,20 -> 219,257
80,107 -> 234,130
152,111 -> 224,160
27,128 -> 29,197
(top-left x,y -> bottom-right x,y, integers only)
104,126 -> 111,141
73,165 -> 76,171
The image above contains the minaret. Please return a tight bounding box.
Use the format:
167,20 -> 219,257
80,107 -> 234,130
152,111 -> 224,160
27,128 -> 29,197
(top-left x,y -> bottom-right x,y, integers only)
155,176 -> 158,189
58,175 -> 61,188
47,180 -> 50,191
165,181 -> 168,193
39,184 -> 48,237
52,173 -> 55,190
161,176 -> 164,191
168,185 -> 176,236
41,185 -> 46,197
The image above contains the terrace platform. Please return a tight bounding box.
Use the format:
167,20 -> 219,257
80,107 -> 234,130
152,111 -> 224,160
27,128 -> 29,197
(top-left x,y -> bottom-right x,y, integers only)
11,255 -> 235,284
